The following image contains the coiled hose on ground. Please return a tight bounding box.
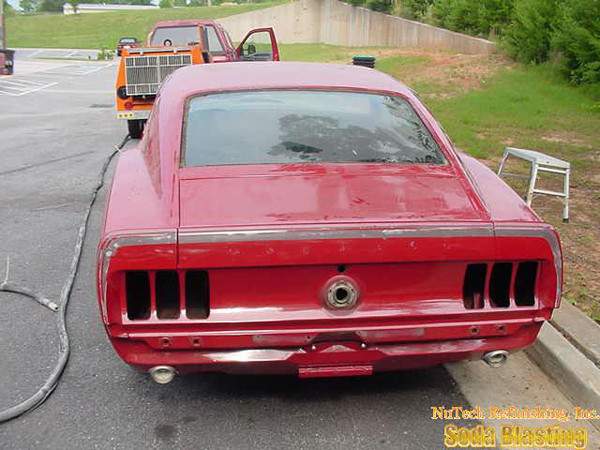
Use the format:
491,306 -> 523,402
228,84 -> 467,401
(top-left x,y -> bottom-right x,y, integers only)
0,135 -> 129,423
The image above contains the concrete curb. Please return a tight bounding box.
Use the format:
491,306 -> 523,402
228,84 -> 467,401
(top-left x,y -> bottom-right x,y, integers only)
525,322 -> 600,431
551,301 -> 600,367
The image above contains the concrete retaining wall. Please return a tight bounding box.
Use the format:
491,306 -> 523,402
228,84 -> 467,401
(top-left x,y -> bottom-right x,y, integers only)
218,0 -> 495,55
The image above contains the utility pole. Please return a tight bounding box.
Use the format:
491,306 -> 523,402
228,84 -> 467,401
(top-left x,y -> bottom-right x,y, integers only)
0,0 -> 5,49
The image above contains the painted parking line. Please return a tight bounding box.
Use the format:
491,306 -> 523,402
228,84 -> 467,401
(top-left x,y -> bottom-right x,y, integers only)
0,78 -> 49,87
0,62 -> 114,96
0,78 -> 59,96
42,62 -> 115,76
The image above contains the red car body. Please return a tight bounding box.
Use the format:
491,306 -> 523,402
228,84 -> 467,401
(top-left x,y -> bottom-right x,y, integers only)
97,62 -> 562,379
116,37 -> 140,57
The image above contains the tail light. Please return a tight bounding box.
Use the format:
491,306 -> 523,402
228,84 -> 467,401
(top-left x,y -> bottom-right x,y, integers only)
489,263 -> 512,308
125,271 -> 151,320
514,262 -> 538,306
463,261 -> 539,309
462,264 -> 486,309
124,270 -> 210,321
185,270 -> 210,319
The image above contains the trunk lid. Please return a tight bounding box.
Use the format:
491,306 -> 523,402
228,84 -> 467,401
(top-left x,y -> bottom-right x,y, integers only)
179,164 -> 488,229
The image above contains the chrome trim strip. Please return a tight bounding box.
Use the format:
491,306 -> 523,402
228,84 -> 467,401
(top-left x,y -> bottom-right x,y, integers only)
178,225 -> 494,244
100,230 -> 176,321
495,226 -> 562,306
178,224 -> 561,307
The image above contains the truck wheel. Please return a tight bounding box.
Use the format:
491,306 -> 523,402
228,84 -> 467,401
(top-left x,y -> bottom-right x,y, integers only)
127,119 -> 144,139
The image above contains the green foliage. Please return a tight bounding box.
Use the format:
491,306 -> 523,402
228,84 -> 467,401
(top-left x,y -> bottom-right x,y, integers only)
432,0 -> 514,37
503,0 -> 559,63
504,0 -> 600,85
478,0 -> 515,36
430,0 -> 598,86
3,0 -> 17,16
433,0 -> 478,35
97,47 -> 114,60
552,0 -> 600,84
400,0 -> 433,19
19,0 -> 39,13
345,0 -> 392,14
366,0 -> 393,13
38,0 -> 63,11
159,0 -> 173,7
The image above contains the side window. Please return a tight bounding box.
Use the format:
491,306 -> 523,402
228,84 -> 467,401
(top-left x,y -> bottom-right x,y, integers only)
205,26 -> 224,55
241,31 -> 274,61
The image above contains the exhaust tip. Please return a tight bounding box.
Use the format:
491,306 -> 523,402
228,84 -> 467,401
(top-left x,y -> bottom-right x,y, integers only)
483,350 -> 508,368
149,365 -> 176,384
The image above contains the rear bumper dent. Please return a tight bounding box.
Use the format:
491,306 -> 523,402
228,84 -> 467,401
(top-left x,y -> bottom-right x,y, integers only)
112,322 -> 542,375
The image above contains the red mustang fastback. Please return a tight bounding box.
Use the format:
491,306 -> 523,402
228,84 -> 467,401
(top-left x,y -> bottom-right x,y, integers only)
97,62 -> 562,383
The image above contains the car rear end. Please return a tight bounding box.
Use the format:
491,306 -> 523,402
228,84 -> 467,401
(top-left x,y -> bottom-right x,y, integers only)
99,81 -> 562,380
99,222 -> 560,379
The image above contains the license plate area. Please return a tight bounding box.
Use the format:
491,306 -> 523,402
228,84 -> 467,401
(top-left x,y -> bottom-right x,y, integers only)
298,365 -> 373,378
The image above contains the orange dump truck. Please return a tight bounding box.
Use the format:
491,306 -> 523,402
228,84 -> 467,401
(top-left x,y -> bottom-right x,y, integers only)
116,20 -> 279,138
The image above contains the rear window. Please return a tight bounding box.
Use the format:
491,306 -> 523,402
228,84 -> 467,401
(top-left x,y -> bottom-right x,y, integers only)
150,26 -> 199,46
183,90 -> 445,167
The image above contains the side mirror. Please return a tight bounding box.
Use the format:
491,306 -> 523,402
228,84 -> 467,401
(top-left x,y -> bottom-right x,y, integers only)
246,44 -> 256,55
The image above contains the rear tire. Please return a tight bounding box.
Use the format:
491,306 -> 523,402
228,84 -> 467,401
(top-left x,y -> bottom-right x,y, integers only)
127,119 -> 144,139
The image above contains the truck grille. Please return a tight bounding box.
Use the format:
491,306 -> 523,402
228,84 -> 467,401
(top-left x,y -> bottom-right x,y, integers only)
124,54 -> 192,96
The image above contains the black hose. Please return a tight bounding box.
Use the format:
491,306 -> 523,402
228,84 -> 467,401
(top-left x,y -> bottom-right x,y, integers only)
0,135 -> 129,423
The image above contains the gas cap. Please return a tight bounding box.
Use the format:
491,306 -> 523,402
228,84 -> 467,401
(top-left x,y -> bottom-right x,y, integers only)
323,276 -> 360,310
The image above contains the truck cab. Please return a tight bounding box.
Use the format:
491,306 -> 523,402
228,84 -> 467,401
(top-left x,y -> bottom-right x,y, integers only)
115,20 -> 279,138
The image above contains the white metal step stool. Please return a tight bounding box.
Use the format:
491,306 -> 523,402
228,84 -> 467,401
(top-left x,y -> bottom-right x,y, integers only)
498,147 -> 571,222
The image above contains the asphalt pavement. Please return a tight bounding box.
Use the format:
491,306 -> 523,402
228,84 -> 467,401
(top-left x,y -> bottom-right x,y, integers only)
13,48 -> 101,61
1,56 -> 594,449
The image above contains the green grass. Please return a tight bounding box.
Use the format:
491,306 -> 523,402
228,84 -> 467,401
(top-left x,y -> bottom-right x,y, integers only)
425,66 -> 600,160
279,43 -> 390,63
6,2 -> 286,49
375,54 -> 430,74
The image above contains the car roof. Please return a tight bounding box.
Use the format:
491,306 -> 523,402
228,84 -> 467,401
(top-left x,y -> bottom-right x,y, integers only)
159,62 -> 413,103
152,19 -> 219,29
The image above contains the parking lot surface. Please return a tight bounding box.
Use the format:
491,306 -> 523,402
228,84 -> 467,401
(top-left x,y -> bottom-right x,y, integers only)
1,57 -> 596,449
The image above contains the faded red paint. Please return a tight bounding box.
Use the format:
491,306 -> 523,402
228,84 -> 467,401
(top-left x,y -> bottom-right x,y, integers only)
98,62 -> 561,377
